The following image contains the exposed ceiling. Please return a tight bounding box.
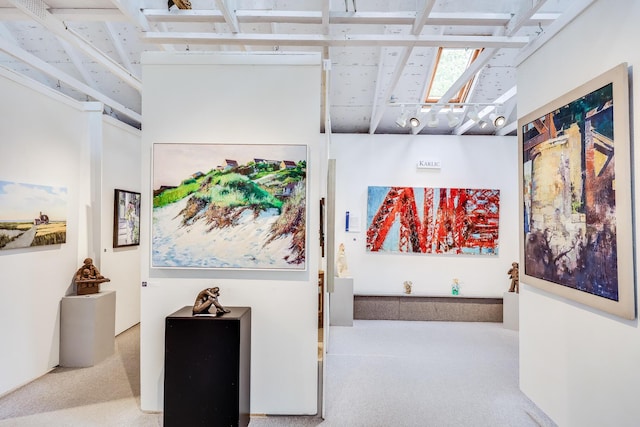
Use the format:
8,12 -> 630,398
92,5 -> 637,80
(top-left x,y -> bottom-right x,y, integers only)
0,0 -> 594,135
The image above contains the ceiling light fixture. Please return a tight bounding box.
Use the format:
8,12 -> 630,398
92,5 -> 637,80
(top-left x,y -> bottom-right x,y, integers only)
467,105 -> 480,122
395,105 -> 408,127
490,112 -> 506,128
447,109 -> 460,128
426,111 -> 439,128
478,120 -> 489,129
409,117 -> 420,127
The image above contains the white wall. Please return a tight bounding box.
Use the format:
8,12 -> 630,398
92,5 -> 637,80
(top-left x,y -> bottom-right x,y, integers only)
101,117 -> 142,334
330,134 -> 518,297
517,1 -> 640,425
0,68 -> 142,396
140,52 -> 321,414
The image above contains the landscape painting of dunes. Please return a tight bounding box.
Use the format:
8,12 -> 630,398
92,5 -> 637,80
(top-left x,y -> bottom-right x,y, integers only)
0,180 -> 67,250
152,143 -> 307,270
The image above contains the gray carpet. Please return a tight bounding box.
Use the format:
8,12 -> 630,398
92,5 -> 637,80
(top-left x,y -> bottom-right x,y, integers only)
0,320 -> 555,427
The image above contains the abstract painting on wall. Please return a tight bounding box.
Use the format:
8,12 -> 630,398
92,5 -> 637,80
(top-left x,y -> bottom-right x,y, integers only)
0,180 -> 67,250
113,189 -> 141,248
152,143 -> 307,270
519,63 -> 635,319
366,186 -> 500,255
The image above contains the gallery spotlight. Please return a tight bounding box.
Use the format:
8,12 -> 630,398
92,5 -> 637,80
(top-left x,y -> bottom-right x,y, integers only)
490,112 -> 506,128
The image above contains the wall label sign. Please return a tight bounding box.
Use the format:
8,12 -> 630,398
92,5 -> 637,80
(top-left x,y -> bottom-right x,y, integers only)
417,159 -> 441,169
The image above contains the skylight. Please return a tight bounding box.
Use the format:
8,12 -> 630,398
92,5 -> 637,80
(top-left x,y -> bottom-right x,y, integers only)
425,48 -> 482,104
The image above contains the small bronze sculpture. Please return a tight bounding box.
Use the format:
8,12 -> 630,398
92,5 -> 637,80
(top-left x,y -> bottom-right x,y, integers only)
403,280 -> 412,294
74,257 -> 110,295
508,262 -> 519,293
192,287 -> 231,316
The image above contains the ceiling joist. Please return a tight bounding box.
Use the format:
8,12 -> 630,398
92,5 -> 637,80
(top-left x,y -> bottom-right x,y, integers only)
142,32 -> 529,49
0,36 -> 141,123
7,0 -> 142,92
141,9 -> 558,27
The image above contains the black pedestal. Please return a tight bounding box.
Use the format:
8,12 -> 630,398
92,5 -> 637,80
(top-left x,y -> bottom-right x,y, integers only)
164,306 -> 251,427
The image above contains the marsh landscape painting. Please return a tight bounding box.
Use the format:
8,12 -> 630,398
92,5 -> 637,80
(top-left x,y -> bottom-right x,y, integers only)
0,180 -> 67,250
152,143 -> 307,270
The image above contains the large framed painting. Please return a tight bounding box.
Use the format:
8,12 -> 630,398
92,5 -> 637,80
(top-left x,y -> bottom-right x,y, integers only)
518,63 -> 635,319
366,186 -> 500,255
0,180 -> 67,250
152,143 -> 307,270
113,189 -> 141,248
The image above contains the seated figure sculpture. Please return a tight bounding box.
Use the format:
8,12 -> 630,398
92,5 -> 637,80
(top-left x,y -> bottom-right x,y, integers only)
192,287 -> 231,316
74,257 -> 110,295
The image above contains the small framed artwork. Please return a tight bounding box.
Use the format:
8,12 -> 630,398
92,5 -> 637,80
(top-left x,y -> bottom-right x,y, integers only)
113,189 -> 141,248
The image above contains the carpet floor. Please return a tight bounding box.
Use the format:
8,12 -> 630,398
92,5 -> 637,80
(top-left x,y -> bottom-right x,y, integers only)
0,320 -> 555,426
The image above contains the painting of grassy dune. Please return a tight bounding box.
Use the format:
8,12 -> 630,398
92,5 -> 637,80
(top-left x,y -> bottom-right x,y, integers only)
0,180 -> 67,250
152,143 -> 307,270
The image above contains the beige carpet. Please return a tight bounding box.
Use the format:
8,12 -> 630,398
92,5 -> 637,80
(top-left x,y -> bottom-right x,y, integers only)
0,321 -> 555,426
0,325 -> 162,426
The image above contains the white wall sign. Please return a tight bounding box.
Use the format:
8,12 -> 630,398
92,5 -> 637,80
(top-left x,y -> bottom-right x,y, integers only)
417,159 -> 441,169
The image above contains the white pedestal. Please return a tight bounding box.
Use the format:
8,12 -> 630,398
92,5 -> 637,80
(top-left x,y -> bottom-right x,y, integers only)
330,277 -> 354,326
503,292 -> 519,331
60,290 -> 116,367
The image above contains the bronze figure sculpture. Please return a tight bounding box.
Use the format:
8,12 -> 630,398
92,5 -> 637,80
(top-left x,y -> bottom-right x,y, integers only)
507,262 -> 519,293
74,257 -> 110,295
192,287 -> 231,316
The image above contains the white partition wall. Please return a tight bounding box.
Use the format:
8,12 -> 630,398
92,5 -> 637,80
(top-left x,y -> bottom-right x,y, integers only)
517,1 -> 640,425
140,52 -> 321,414
329,134 -> 518,297
101,117 -> 142,335
0,68 -> 142,395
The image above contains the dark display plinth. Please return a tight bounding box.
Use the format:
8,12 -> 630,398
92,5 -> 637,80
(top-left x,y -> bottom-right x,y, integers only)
164,306 -> 251,427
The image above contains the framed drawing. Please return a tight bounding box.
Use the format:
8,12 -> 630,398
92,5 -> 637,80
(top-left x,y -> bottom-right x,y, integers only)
0,180 -> 67,250
366,186 -> 500,255
152,143 -> 307,270
113,189 -> 141,248
519,63 -> 635,319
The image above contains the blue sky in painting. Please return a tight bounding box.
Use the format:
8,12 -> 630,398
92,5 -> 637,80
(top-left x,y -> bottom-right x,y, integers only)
0,180 -> 68,221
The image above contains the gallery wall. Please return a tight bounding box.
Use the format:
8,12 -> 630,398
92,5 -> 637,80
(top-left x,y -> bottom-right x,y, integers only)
101,117 -> 142,335
517,1 -> 640,425
0,67 -> 142,396
329,134 -> 518,297
140,52 -> 321,414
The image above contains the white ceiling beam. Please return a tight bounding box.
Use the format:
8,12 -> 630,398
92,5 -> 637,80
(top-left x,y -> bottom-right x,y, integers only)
454,86 -> 517,135
515,0 -> 597,65
109,0 -> 150,31
368,0 -> 437,134
143,32 -> 529,49
141,9 -> 558,27
215,0 -> 239,33
7,0 -> 141,92
505,0 -> 548,36
104,21 -> 135,74
412,0 -> 438,34
321,0 -> 330,34
56,36 -> 97,88
0,37 -> 141,122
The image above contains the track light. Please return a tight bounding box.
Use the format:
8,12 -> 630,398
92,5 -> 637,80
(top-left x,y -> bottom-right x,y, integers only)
395,105 -> 408,127
490,112 -> 506,128
447,109 -> 460,128
467,106 -> 480,123
426,111 -> 439,128
409,117 -> 420,127
478,120 -> 489,129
